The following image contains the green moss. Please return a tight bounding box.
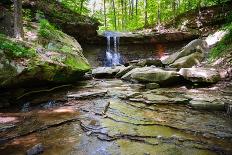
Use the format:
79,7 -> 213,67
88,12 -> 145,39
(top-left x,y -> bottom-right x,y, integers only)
210,22 -> 232,59
0,34 -> 35,58
65,54 -> 90,71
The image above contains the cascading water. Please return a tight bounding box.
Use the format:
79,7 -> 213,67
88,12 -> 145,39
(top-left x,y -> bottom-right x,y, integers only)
103,31 -> 123,67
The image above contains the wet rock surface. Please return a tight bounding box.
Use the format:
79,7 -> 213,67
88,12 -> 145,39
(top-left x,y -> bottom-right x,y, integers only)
0,79 -> 232,155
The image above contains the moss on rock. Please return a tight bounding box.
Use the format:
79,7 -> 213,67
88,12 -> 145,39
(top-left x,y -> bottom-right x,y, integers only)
0,19 -> 90,88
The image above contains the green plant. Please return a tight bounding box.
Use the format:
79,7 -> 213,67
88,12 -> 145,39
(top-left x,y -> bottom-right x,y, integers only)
0,34 -> 35,58
38,19 -> 59,39
210,22 -> 232,59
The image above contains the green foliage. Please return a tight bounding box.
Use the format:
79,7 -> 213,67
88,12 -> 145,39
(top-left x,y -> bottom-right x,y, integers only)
61,0 -> 90,15
210,22 -> 232,59
23,9 -> 33,21
0,34 -> 35,58
38,19 -> 60,40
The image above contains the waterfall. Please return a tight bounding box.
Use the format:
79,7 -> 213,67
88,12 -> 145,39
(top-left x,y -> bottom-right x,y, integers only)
113,36 -> 117,50
103,31 -> 123,67
107,36 -> 111,50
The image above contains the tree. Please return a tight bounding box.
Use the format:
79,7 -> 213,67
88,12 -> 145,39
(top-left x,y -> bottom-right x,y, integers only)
144,0 -> 148,27
112,0 -> 117,30
13,0 -> 24,39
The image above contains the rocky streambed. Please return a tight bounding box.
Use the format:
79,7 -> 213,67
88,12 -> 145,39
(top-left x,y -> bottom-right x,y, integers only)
0,78 -> 232,155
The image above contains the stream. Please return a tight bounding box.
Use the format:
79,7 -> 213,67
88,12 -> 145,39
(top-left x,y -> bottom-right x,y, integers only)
0,78 -> 232,155
0,37 -> 232,154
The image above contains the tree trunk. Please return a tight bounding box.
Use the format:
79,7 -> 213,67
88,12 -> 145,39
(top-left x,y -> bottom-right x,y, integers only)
112,0 -> 117,30
13,0 -> 24,39
144,0 -> 148,27
131,0 -> 134,18
80,0 -> 84,15
104,0 -> 107,30
121,0 -> 124,30
157,0 -> 161,25
135,0 -> 138,15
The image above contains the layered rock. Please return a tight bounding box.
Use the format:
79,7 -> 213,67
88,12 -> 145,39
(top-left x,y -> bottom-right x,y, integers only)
98,31 -> 198,45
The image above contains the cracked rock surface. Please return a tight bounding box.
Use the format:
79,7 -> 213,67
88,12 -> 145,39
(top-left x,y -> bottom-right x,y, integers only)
0,79 -> 232,155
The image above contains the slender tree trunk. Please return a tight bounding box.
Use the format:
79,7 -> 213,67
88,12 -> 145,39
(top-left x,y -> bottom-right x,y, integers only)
157,0 -> 161,25
104,0 -> 107,30
80,0 -> 84,15
14,0 -> 24,39
124,0 -> 127,29
135,0 -> 138,15
144,0 -> 148,27
112,0 -> 117,30
121,0 -> 124,30
172,0 -> 176,19
131,0 -> 134,18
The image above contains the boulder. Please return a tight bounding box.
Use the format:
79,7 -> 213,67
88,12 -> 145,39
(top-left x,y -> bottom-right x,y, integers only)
162,39 -> 208,65
122,67 -> 181,85
0,21 -> 90,88
179,68 -> 221,83
170,52 -> 204,68
92,66 -> 124,78
136,59 -> 164,67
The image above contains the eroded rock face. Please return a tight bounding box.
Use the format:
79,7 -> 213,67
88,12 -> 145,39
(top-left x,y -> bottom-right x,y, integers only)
179,68 -> 221,83
98,31 -> 198,45
122,67 -> 181,85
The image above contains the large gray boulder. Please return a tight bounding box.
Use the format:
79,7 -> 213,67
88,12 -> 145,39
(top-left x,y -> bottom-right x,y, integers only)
179,68 -> 221,83
162,39 -> 208,65
170,52 -> 204,68
121,67 -> 181,85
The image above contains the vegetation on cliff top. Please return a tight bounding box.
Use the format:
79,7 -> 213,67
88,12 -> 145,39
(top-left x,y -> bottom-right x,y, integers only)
210,16 -> 232,59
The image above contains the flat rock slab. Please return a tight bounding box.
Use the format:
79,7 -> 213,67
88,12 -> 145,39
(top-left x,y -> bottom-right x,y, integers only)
67,90 -> 108,99
179,68 -> 221,83
129,93 -> 189,104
